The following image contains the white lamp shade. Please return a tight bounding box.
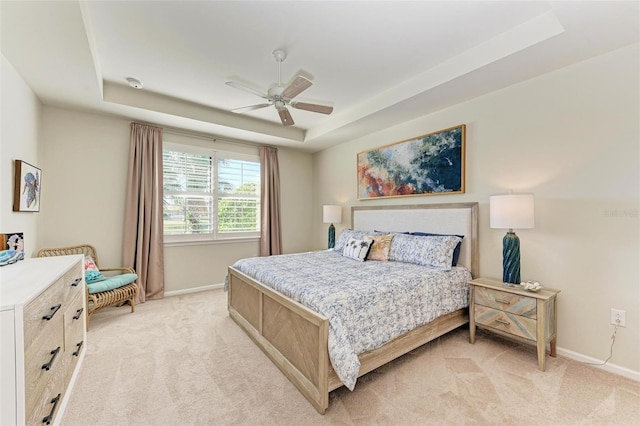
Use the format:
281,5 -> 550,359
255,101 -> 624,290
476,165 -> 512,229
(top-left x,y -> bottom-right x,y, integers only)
323,205 -> 342,224
490,194 -> 535,229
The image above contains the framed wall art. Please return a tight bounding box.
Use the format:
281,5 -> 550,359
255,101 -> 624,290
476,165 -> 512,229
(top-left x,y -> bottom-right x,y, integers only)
357,124 -> 465,200
0,232 -> 25,266
13,160 -> 42,212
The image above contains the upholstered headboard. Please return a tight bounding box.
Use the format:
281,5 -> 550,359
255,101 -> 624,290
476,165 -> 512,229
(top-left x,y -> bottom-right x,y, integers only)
352,202 -> 478,277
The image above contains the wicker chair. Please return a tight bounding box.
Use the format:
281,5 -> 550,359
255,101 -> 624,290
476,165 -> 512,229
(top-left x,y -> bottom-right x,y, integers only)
37,244 -> 138,330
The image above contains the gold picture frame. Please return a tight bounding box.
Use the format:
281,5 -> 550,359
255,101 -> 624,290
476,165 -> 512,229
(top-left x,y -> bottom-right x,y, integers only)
13,160 -> 42,212
357,124 -> 465,200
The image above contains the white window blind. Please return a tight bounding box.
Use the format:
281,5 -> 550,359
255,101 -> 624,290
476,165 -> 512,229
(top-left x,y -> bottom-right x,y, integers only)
218,157 -> 260,234
162,143 -> 260,243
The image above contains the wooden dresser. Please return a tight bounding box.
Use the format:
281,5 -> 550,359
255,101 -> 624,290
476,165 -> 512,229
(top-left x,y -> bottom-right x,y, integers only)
0,255 -> 86,425
469,277 -> 560,371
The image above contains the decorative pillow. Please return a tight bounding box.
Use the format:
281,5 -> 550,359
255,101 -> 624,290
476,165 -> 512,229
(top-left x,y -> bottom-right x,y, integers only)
411,232 -> 464,266
86,273 -> 137,294
365,234 -> 394,261
388,233 -> 462,270
84,256 -> 105,284
334,229 -> 382,251
342,237 -> 373,262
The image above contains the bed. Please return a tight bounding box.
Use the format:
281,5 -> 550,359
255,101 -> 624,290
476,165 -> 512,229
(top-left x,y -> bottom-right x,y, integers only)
227,202 -> 478,414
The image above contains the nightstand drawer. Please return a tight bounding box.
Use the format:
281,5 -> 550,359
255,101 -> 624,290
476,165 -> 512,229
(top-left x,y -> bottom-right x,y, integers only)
474,305 -> 536,341
475,287 -> 536,319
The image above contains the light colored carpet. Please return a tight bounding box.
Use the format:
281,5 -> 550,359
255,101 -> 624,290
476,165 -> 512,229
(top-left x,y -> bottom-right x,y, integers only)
62,289 -> 639,425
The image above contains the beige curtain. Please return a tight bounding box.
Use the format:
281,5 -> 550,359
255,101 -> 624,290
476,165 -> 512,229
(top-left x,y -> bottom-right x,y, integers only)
259,146 -> 282,256
123,122 -> 165,303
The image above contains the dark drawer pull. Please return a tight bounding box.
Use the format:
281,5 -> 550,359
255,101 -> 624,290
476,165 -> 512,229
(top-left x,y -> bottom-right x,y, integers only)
42,304 -> 61,321
71,277 -> 82,287
73,341 -> 84,357
41,347 -> 61,371
73,307 -> 84,321
495,298 -> 512,305
42,393 -> 61,424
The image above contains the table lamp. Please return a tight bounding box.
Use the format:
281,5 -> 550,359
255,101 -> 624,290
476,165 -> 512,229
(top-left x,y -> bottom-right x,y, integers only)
489,193 -> 535,285
323,205 -> 342,249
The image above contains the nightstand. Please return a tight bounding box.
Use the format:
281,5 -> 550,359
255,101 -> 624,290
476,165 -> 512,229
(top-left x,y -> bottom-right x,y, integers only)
469,277 -> 560,371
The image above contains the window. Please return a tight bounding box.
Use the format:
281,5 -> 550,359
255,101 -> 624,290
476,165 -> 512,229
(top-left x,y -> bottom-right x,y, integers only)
162,142 -> 260,243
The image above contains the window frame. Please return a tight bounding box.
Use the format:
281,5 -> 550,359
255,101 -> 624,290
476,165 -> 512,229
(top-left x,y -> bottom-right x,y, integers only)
163,142 -> 261,246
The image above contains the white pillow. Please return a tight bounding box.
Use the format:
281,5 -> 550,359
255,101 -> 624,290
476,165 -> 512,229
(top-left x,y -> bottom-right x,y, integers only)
342,237 -> 373,262
388,233 -> 462,270
334,229 -> 381,251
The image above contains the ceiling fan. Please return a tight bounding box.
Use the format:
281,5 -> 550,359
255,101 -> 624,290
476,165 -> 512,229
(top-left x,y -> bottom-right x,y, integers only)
225,49 -> 333,127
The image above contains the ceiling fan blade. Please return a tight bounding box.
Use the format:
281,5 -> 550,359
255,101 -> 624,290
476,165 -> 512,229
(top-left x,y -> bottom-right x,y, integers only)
277,107 -> 295,126
282,75 -> 312,99
225,81 -> 268,99
290,102 -> 333,115
231,103 -> 271,114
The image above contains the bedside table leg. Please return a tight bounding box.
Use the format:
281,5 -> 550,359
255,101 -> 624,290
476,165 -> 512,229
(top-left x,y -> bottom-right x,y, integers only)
537,341 -> 546,371
550,338 -> 557,357
469,288 -> 476,344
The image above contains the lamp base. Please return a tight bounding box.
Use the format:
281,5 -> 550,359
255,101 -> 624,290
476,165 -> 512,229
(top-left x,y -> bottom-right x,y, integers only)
328,224 -> 336,249
502,230 -> 521,284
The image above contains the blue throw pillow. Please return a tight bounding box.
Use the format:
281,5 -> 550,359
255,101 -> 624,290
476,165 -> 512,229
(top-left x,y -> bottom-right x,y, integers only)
84,256 -> 105,284
410,232 -> 464,267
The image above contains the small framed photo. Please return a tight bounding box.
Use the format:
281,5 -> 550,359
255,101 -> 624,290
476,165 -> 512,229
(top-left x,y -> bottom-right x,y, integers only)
13,160 -> 42,212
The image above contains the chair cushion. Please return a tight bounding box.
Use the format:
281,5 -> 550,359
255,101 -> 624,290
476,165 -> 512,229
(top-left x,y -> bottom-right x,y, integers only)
87,273 -> 137,294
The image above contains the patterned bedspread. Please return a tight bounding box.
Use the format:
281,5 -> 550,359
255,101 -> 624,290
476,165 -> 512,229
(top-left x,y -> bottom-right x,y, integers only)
232,250 -> 471,390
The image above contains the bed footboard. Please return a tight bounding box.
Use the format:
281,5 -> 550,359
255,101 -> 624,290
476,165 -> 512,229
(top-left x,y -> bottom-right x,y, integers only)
227,267 -> 330,414
228,266 -> 469,414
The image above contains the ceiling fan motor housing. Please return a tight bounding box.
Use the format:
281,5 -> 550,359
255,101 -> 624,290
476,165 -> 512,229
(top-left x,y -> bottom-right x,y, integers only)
272,49 -> 287,63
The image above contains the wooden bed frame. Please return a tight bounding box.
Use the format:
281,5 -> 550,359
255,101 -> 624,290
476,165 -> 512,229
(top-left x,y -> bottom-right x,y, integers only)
227,202 -> 478,414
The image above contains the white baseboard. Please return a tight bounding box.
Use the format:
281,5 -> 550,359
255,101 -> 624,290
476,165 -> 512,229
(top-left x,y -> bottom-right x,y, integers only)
557,346 -> 640,382
164,283 -> 224,297
162,286 -> 640,383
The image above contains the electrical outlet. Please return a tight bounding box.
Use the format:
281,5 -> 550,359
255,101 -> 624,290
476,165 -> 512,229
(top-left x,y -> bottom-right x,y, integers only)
610,309 -> 626,327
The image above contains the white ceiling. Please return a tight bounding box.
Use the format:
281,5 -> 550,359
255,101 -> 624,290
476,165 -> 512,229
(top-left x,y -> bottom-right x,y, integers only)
2,1 -> 638,153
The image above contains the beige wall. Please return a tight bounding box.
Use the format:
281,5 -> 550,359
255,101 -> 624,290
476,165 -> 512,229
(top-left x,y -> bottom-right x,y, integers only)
313,44 -> 639,375
38,108 -> 314,292
38,109 -> 131,266
0,55 -> 42,256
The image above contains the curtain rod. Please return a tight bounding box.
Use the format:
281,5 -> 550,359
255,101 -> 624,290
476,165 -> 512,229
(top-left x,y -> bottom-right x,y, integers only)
131,121 -> 280,150
161,125 -> 263,149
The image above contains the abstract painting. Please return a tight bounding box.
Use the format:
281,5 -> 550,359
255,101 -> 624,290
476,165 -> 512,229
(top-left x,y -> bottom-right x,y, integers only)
13,160 -> 41,212
357,124 -> 465,200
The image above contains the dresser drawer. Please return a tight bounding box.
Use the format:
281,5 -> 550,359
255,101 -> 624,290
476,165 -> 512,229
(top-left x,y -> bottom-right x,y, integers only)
59,264 -> 84,306
64,293 -> 85,384
474,305 -> 536,341
23,280 -> 64,347
24,315 -> 65,419
25,378 -> 65,426
474,287 -> 537,319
